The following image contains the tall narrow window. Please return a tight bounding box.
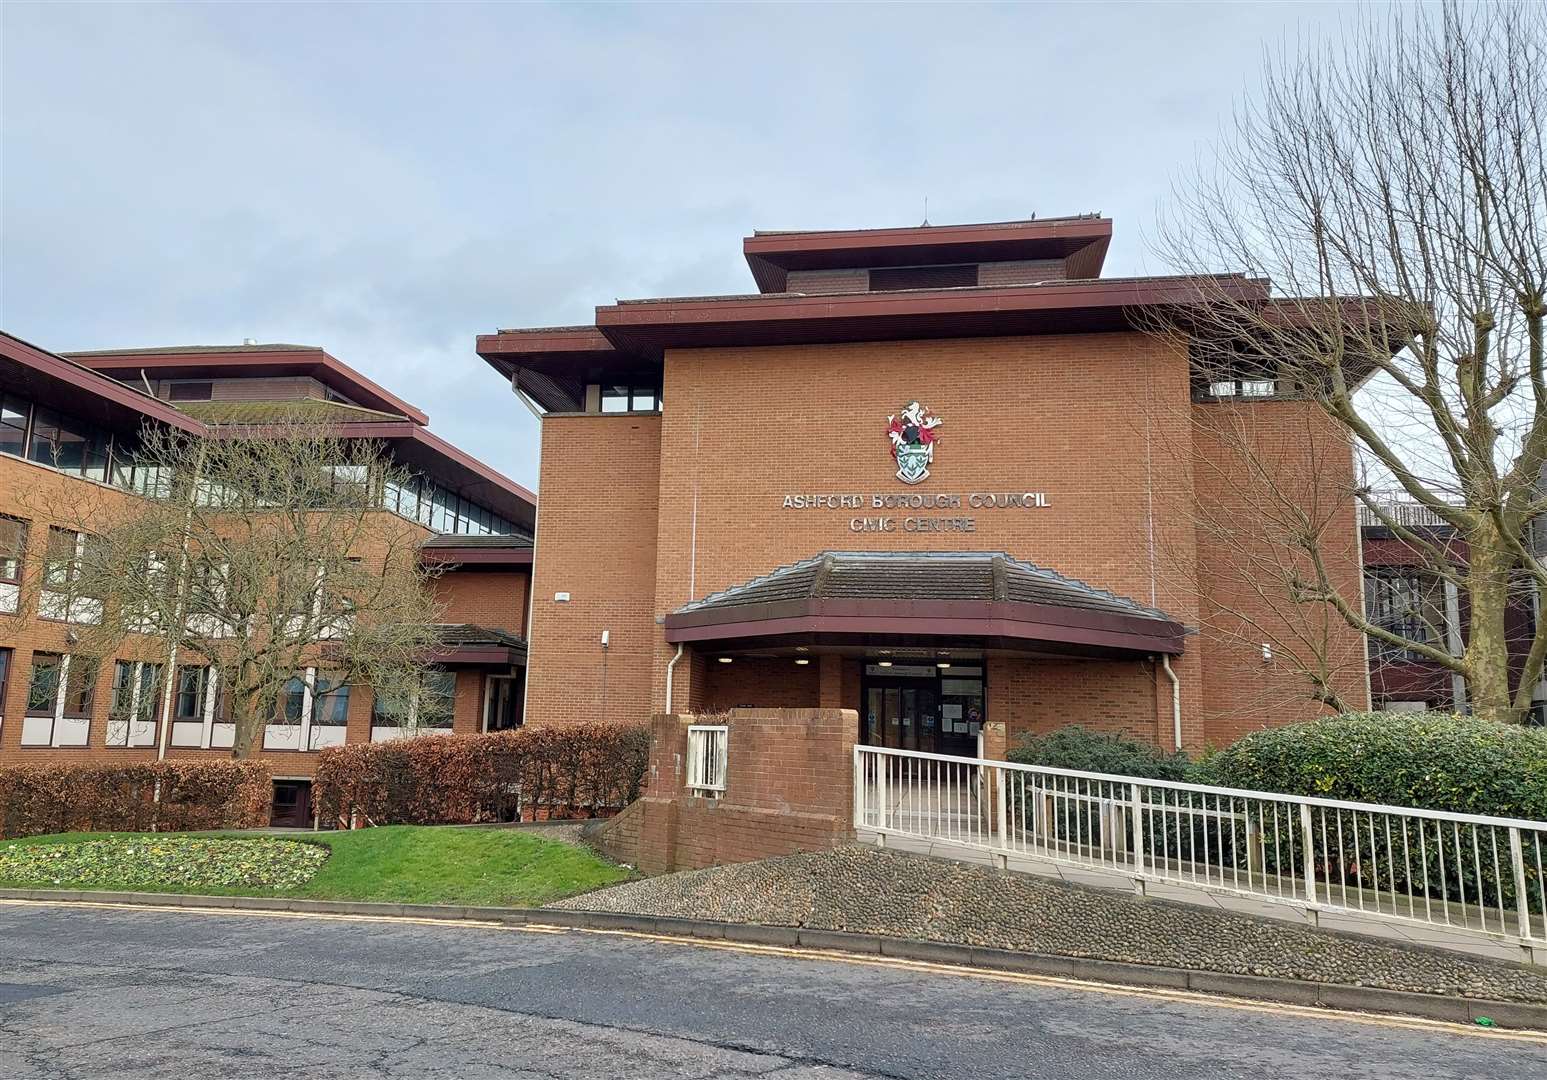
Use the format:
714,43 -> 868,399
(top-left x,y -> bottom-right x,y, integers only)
107,660 -> 161,747
22,651 -> 93,747
40,527 -> 103,624
0,648 -> 12,719
0,515 -> 26,615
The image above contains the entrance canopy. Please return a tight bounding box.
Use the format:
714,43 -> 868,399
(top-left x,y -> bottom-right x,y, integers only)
665,552 -> 1186,659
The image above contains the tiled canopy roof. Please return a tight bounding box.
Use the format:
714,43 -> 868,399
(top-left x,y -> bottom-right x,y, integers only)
666,552 -> 1186,657
435,623 -> 525,648
677,552 -> 1173,620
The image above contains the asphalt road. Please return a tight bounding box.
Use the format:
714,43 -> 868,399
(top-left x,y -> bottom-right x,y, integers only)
0,902 -> 1542,1079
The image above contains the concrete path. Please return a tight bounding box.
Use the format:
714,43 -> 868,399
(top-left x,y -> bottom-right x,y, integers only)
1,900 -> 1544,1078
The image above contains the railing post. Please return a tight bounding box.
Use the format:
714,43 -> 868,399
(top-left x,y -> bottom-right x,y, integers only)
1510,827 -> 1532,942
878,752 -> 889,840
852,746 -> 864,831
1299,803 -> 1318,906
995,764 -> 1009,864
1130,782 -> 1146,883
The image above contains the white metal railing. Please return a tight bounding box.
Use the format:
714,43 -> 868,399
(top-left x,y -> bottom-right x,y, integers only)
854,745 -> 1547,948
686,725 -> 728,796
1358,498 -> 1455,529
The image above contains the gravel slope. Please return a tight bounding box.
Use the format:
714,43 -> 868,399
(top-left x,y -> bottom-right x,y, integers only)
550,844 -> 1547,1003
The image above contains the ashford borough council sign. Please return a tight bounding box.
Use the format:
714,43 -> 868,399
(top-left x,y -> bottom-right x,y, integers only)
779,400 -> 1051,533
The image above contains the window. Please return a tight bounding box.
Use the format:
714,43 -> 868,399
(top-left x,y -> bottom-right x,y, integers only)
1201,377 -> 1279,401
311,674 -> 350,727
0,393 -> 28,457
167,381 -> 213,401
22,652 -> 94,747
106,660 -> 161,747
600,384 -> 660,414
0,515 -> 25,615
686,724 -> 728,795
1365,571 -> 1448,661
174,666 -> 208,721
27,408 -> 110,481
0,648 -> 11,716
420,671 -> 456,729
40,527 -> 104,623
274,676 -> 308,726
26,652 -> 62,716
868,264 -> 979,291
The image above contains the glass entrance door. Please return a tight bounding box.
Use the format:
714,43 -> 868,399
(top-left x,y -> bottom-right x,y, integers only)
862,662 -> 984,756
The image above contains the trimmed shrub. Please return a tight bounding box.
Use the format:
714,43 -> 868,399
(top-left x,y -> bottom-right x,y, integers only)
0,761 -> 272,840
1208,711 -> 1547,821
1007,726 -> 1195,783
312,724 -> 650,827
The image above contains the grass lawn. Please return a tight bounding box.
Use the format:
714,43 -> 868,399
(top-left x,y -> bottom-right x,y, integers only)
0,826 -> 633,908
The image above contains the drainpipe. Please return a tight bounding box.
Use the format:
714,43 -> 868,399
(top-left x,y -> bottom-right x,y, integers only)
664,644 -> 684,715
1159,654 -> 1182,751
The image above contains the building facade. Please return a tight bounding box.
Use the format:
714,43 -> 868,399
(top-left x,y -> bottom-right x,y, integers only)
0,334 -> 534,822
480,217 -> 1369,752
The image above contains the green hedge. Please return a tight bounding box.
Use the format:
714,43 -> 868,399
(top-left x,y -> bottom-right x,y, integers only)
1006,726 -> 1195,783
1207,711 -> 1547,821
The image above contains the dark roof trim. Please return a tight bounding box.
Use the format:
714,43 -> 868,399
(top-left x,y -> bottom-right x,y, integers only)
743,217 -> 1113,293
665,598 -> 1184,656
595,275 -> 1268,356
421,547 -> 534,567
1,331 -> 206,434
430,645 -> 526,666
68,346 -> 430,426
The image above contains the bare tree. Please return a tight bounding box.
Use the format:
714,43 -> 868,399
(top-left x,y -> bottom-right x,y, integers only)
1151,1 -> 1547,723
26,420 -> 446,756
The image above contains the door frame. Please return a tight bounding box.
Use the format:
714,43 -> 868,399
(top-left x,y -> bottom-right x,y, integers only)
859,660 -> 985,756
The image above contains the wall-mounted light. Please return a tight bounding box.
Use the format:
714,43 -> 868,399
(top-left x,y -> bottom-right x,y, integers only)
1261,642 -> 1273,663
554,591 -> 571,603
793,658 -> 810,666
717,656 -> 733,664
600,630 -> 610,649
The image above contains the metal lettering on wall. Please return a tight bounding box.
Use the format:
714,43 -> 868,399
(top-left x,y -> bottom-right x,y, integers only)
780,492 -> 1052,532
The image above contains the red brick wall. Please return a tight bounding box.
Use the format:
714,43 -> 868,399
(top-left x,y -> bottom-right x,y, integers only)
989,655 -> 1169,747
648,333 -> 1204,729
433,569 -> 528,635
596,708 -> 858,874
524,414 -> 662,727
700,657 -> 820,710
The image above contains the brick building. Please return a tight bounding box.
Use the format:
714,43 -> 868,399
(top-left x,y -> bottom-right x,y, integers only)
0,333 -> 534,822
479,216 -> 1369,752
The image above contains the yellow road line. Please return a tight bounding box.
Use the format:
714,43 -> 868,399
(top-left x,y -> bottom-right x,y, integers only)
3,897 -> 1543,1044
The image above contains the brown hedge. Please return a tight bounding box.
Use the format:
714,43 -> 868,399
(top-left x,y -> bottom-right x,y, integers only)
312,724 -> 650,826
0,761 -> 272,839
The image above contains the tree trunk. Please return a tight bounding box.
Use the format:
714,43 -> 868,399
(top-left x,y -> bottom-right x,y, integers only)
1464,521 -> 1519,723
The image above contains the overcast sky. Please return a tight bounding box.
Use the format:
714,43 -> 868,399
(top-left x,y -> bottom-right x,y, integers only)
3,1 -> 1367,490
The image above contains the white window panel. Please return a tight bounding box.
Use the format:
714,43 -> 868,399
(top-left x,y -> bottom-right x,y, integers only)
0,582 -> 18,615
170,721 -> 204,748
263,724 -> 301,751
20,715 -> 53,746
211,722 -> 235,750
54,715 -> 89,747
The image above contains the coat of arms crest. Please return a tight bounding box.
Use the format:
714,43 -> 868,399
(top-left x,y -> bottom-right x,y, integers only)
887,400 -> 942,485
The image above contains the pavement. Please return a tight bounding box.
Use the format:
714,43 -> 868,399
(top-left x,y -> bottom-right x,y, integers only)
2,901 -> 1545,1079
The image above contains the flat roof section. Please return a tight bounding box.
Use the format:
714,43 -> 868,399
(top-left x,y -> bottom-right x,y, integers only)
67,343 -> 430,426
744,216 -> 1113,293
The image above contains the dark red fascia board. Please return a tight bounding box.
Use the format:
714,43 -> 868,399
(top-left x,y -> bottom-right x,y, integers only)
420,547 -> 534,568
595,275 -> 1268,356
430,645 -> 526,666
475,327 -> 643,385
204,419 -> 536,530
743,219 -> 1114,293
664,598 -> 1186,656
0,332 -> 205,434
70,349 -> 429,426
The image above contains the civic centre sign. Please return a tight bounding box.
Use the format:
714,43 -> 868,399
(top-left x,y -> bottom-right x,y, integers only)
781,492 -> 1052,532
778,399 -> 1052,531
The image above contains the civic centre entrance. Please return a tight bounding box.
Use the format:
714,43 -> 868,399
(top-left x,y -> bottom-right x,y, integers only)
861,660 -> 984,756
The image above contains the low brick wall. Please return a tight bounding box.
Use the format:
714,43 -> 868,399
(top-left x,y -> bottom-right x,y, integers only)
592,708 -> 857,875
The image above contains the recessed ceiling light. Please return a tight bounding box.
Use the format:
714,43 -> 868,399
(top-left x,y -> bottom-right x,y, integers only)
936,661 -> 952,669
794,658 -> 810,666
878,660 -> 893,668
717,657 -> 733,664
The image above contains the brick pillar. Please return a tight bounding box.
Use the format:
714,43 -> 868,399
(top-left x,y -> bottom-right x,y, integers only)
979,720 -> 1008,761
818,654 -> 844,708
